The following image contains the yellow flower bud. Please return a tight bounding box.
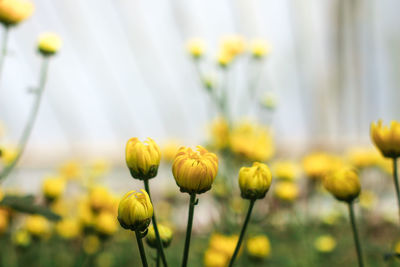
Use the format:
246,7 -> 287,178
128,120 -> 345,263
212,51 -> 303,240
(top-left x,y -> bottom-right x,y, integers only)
146,224 -> 173,248
95,212 -> 118,236
239,162 -> 272,200
172,145 -> 218,194
117,189 -> 153,232
89,186 -> 114,212
186,38 -> 206,59
56,218 -> 81,240
370,120 -> 400,158
274,181 -> 299,202
220,35 -> 246,58
126,137 -> 161,180
0,0 -> 33,26
37,33 -> 62,56
314,235 -> 336,253
323,167 -> 361,202
217,50 -> 234,68
246,235 -> 271,260
25,215 -> 50,238
42,176 -> 65,201
250,39 -> 270,58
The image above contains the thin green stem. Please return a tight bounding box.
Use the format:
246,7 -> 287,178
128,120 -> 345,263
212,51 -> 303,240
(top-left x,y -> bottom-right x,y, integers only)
135,230 -> 149,267
0,25 -> 10,81
0,57 -> 50,182
348,202 -> 364,267
392,157 -> 400,223
143,179 -> 168,267
228,199 -> 256,267
181,193 -> 196,267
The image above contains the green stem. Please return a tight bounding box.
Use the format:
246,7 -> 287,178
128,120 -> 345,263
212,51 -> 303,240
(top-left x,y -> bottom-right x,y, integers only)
135,230 -> 149,267
392,158 -> 400,223
143,179 -> 168,267
181,193 -> 196,267
348,202 -> 364,267
0,57 -> 50,182
228,199 -> 255,267
0,25 -> 10,81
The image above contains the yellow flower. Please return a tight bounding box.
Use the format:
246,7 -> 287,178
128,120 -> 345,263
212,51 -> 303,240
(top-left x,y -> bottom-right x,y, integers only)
12,229 -> 31,247
314,235 -> 336,253
38,33 -> 62,56
302,152 -> 342,179
83,234 -> 100,255
25,215 -> 50,238
250,39 -> 270,58
371,120 -> 400,158
239,162 -> 272,200
146,224 -> 173,248
394,240 -> 400,254
209,233 -> 240,258
359,190 -> 377,210
95,212 -> 118,236
161,140 -> 180,163
323,167 -> 361,202
220,35 -> 246,58
246,235 -> 271,260
172,145 -> 218,194
272,161 -> 298,181
117,189 -> 153,231
274,181 -> 299,202
56,218 -> 81,240
217,50 -> 234,67
59,160 -> 82,180
347,147 -> 382,169
88,186 -> 114,213
210,117 -> 230,150
186,38 -> 206,59
42,176 -> 66,201
126,137 -> 161,180
204,249 -> 228,267
0,0 -> 33,26
230,121 -> 274,162
0,144 -> 18,165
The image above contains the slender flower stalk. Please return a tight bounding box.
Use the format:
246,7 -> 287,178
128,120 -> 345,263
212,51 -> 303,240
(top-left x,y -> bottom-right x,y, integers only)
392,158 -> 400,222
135,230 -> 149,267
228,199 -> 255,267
348,202 -> 364,267
181,193 -> 196,267
0,57 -> 50,181
0,25 -> 10,81
144,179 -> 168,267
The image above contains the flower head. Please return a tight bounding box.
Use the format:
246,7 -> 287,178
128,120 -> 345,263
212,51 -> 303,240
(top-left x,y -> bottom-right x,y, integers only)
323,167 -> 361,202
246,235 -> 271,260
42,176 -> 65,201
56,218 -> 81,240
239,162 -> 272,200
172,145 -> 218,194
314,235 -> 336,253
126,137 -> 161,180
274,181 -> 299,202
38,33 -> 62,56
371,120 -> 400,158
0,0 -> 33,26
95,211 -> 118,236
186,38 -> 206,59
117,189 -> 153,232
146,224 -> 173,248
25,215 -> 50,238
250,39 -> 270,59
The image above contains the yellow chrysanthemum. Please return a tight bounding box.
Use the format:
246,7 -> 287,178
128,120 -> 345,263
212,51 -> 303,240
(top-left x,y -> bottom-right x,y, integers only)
314,235 -> 336,253
0,0 -> 33,26
371,120 -> 400,158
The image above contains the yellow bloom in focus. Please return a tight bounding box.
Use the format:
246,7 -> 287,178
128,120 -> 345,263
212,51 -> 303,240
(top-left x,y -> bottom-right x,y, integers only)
230,121 -> 274,162
246,235 -> 271,260
0,0 -> 33,26
38,32 -> 62,56
12,229 -> 31,247
42,176 -> 66,201
204,249 -> 228,267
220,35 -> 246,58
117,189 -> 153,232
359,190 -> 377,210
250,39 -> 270,58
95,212 -> 118,236
0,144 -> 18,165
210,117 -> 229,150
126,137 -> 161,180
272,161 -> 298,181
302,152 -> 342,179
146,224 -> 173,248
59,160 -> 82,180
83,234 -> 100,255
371,120 -> 400,158
172,145 -> 218,194
274,181 -> 299,202
161,140 -> 180,162
314,235 -> 336,253
25,215 -> 50,238
209,233 -> 240,258
347,147 -> 382,169
239,162 -> 272,200
186,38 -> 206,59
323,167 -> 361,202
56,218 -> 81,240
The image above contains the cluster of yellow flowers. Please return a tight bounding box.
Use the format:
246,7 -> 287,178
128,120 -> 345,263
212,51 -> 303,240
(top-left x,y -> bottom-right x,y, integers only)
204,233 -> 239,267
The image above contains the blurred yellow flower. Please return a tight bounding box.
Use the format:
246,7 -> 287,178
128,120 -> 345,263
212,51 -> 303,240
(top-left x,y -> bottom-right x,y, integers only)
78,199 -> 95,228
89,186 -> 114,212
261,92 -> 278,110
88,159 -> 110,178
314,235 -> 336,253
42,176 -> 66,201
371,120 -> 400,158
210,117 -> 230,150
359,190 -> 377,210
394,240 -> 400,254
83,234 -> 100,255
59,160 -> 82,180
209,233 -> 239,258
246,235 -> 271,260
50,199 -> 69,217
172,145 -> 218,194
274,181 -> 299,202
56,218 -> 81,240
321,210 -> 342,226
95,212 -> 118,236
146,224 -> 173,248
126,137 -> 161,180
12,229 -> 31,247
230,121 -> 274,162
186,38 -> 206,59
0,210 -> 8,235
302,152 -> 342,180
161,140 -> 180,162
250,39 -> 270,58
0,144 -> 18,165
220,35 -> 245,58
323,167 -> 361,202
217,50 -> 234,68
38,32 -> 62,56
204,249 -> 228,267
239,162 -> 272,200
0,0 -> 33,26
347,147 -> 382,169
25,215 -> 50,238
272,161 -> 298,181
